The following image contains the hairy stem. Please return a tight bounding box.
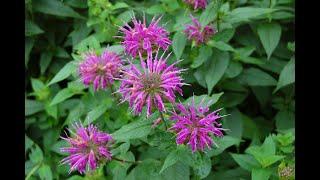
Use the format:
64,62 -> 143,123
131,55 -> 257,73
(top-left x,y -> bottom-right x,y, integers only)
159,110 -> 168,130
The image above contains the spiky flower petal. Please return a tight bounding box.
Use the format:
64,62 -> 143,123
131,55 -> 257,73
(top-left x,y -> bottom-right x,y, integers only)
184,15 -> 216,45
119,15 -> 171,58
60,122 -> 113,174
78,50 -> 122,91
170,99 -> 225,152
118,50 -> 185,116
184,0 -> 207,10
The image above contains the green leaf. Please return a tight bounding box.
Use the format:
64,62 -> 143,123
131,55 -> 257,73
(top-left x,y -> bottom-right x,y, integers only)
50,88 -> 76,106
207,136 -> 240,156
146,5 -> 166,14
31,78 -> 46,92
191,46 -> 212,68
246,136 -> 285,167
208,41 -> 235,52
274,57 -> 295,92
252,168 -> 272,180
25,38 -> 35,67
112,116 -> 154,141
74,36 -> 100,53
230,154 -> 261,171
199,1 -> 219,27
275,132 -> 295,146
212,28 -> 235,42
25,20 -> 44,36
45,103 -> 58,119
29,145 -> 43,164
163,162 -> 190,180
225,61 -> 243,78
159,149 -> 180,173
48,61 -> 77,85
224,108 -> 243,140
287,42 -> 295,52
237,68 -> 277,86
25,99 -> 44,116
220,92 -> 248,108
84,99 -> 112,126
25,135 -> 34,154
275,110 -> 295,131
51,140 -> 69,155
184,92 -> 224,107
172,32 -> 187,60
106,45 -> 124,54
205,50 -> 230,94
211,167 -> 250,180
225,7 -> 276,24
38,164 -> 53,180
257,57 -> 287,74
257,23 -> 282,59
40,52 -> 53,74
33,0 -> 84,19
192,153 -> 212,179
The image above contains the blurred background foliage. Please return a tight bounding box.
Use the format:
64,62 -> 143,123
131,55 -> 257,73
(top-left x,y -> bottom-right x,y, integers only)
25,0 -> 295,179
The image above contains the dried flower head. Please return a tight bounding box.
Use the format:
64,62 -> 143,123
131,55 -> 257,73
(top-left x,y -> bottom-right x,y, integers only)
184,15 -> 216,45
60,122 -> 113,174
118,14 -> 171,58
118,50 -> 186,117
78,50 -> 122,91
184,0 -> 207,10
170,98 -> 225,152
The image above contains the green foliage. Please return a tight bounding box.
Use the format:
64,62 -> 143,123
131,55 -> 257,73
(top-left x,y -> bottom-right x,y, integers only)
25,0 -> 295,179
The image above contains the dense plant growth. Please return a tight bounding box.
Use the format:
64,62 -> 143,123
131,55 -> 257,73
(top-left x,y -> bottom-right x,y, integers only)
25,0 -> 295,179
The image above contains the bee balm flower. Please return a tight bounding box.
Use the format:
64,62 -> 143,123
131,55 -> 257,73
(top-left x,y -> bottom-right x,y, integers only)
184,0 -> 207,10
60,123 -> 113,174
184,15 -> 216,45
78,50 -> 122,91
118,50 -> 186,117
118,15 -> 171,58
170,99 -> 225,152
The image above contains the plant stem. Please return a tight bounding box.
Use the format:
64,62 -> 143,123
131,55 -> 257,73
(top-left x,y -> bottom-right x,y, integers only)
159,110 -> 168,130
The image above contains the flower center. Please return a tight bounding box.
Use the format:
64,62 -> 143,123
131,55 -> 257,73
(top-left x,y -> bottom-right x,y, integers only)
141,73 -> 162,94
96,64 -> 106,75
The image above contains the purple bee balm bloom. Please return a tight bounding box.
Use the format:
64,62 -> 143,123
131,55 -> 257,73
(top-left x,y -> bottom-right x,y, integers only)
78,50 -> 122,91
184,15 -> 216,45
118,15 -> 171,58
184,0 -> 207,10
170,99 -> 225,152
60,122 -> 113,174
118,50 -> 186,117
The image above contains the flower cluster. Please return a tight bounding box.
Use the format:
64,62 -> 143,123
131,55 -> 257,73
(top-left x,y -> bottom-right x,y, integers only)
60,123 -> 113,174
78,50 -> 122,91
184,15 -> 216,45
170,100 -> 225,152
119,15 -> 171,58
184,0 -> 207,10
62,8 -> 226,175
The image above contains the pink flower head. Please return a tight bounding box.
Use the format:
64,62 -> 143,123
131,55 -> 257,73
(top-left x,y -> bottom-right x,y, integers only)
184,15 -> 216,45
78,50 -> 122,91
184,0 -> 207,10
118,50 -> 186,117
170,98 -> 225,152
118,15 -> 171,58
60,122 -> 113,174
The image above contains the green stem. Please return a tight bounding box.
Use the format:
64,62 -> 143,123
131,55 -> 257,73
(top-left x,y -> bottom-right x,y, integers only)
159,110 -> 168,130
